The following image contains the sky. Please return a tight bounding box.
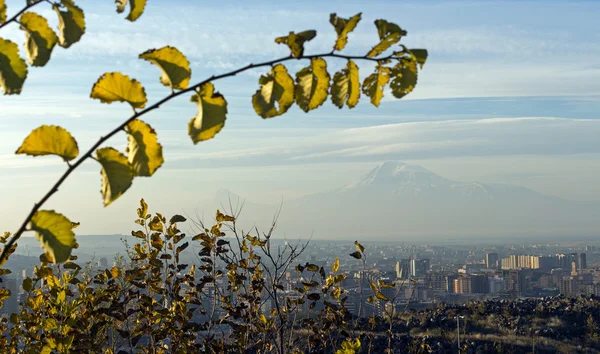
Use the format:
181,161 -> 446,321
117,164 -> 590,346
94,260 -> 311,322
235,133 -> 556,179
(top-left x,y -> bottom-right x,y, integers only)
1,0 -> 599,237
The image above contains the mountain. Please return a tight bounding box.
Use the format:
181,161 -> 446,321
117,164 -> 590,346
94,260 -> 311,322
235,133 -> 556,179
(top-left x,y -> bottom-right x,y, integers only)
200,162 -> 600,241
274,161 -> 600,240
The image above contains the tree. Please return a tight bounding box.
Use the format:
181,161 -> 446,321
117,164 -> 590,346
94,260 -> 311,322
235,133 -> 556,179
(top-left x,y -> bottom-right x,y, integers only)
0,3 -> 427,268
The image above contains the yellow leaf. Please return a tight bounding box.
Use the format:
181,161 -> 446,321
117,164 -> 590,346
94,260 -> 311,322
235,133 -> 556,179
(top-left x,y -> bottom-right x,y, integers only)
375,291 -> 389,301
354,240 -> 365,253
332,257 -> 339,273
367,19 -> 406,58
139,46 -> 191,90
19,12 -> 58,67
188,82 -> 227,144
331,60 -> 360,109
0,0 -> 6,24
116,0 -> 146,22
329,13 -> 361,51
0,38 -> 28,95
390,59 -> 417,99
16,125 -> 79,162
259,313 -> 267,325
295,58 -> 330,112
53,0 -> 85,49
29,210 -> 76,263
115,0 -> 127,13
361,62 -> 391,107
125,119 -> 164,177
90,72 -> 147,109
252,64 -> 294,119
95,147 -> 134,206
275,30 -> 316,58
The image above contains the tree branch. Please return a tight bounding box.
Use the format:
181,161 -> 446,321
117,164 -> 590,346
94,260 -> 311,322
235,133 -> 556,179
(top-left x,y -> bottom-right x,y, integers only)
0,50 -> 403,264
0,0 -> 47,31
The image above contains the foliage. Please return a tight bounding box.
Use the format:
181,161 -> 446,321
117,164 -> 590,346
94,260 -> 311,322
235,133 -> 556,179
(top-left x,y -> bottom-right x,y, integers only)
0,8 -> 428,273
0,200 -> 378,353
0,0 -> 147,95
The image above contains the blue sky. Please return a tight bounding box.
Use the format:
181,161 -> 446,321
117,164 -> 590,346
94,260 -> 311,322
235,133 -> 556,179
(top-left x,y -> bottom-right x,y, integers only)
1,0 -> 599,236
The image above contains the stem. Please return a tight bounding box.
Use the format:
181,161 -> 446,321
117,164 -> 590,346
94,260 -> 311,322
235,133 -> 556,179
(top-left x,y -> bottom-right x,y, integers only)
0,51 -> 401,264
0,1 -> 47,31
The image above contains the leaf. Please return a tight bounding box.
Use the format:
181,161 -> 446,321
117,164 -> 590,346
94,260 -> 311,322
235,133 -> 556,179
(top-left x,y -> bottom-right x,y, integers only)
116,0 -> 146,22
390,59 -> 417,99
0,38 -> 28,95
259,313 -> 267,325
362,62 -> 391,107
139,46 -> 191,90
275,30 -> 316,58
379,280 -> 395,289
295,58 -> 330,112
29,210 -> 76,263
409,49 -> 428,68
90,72 -> 147,109
0,0 -> 6,24
367,19 -> 406,58
131,230 -> 145,239
22,278 -> 33,292
332,257 -> 339,273
137,198 -> 148,218
375,291 -> 389,301
329,13 -> 361,51
252,64 -> 295,119
307,293 -> 320,301
53,0 -> 85,49
19,12 -> 58,67
125,119 -> 163,177
169,215 -> 186,224
188,82 -> 227,144
16,125 -> 79,162
331,60 -> 360,109
115,0 -> 127,13
354,241 -> 365,253
95,147 -> 134,206
349,251 -> 362,260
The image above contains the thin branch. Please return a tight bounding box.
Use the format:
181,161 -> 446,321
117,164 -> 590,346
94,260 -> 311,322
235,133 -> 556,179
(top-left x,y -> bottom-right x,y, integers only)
0,0 -> 47,31
0,50 -> 403,264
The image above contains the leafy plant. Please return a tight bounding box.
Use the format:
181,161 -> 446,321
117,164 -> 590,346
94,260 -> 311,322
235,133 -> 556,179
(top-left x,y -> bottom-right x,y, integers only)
0,9 -> 427,269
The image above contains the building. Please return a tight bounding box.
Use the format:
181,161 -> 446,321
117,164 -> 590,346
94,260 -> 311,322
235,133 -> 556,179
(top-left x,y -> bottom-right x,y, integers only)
411,259 -> 430,276
0,276 -> 18,315
485,253 -> 499,268
470,274 -> 489,294
396,259 -> 411,280
578,253 -> 587,271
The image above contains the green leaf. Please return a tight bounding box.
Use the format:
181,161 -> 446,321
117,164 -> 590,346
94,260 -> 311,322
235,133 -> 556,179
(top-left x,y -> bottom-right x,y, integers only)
349,251 -> 362,260
169,214 -> 186,223
95,147 -> 134,206
354,240 -> 365,253
29,210 -> 76,263
275,30 -> 316,58
53,0 -> 85,49
19,12 -> 58,67
0,0 -> 6,24
367,19 -> 406,58
390,59 -> 417,99
252,64 -> 295,119
16,125 -> 79,162
329,13 -> 361,51
295,58 -> 330,112
139,46 -> 191,90
409,49 -> 428,68
361,62 -> 391,107
125,119 -> 164,177
331,59 -> 360,109
0,38 -> 28,95
90,72 -> 147,109
116,0 -> 146,22
188,82 -> 227,144
22,277 -> 33,292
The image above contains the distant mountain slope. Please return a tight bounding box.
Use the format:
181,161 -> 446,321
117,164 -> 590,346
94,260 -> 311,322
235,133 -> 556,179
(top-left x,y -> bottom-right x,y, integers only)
273,162 -> 600,240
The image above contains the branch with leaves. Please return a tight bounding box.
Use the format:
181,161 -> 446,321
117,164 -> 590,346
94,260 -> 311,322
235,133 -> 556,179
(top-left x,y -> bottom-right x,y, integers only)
0,12 -> 427,268
0,0 -> 147,94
